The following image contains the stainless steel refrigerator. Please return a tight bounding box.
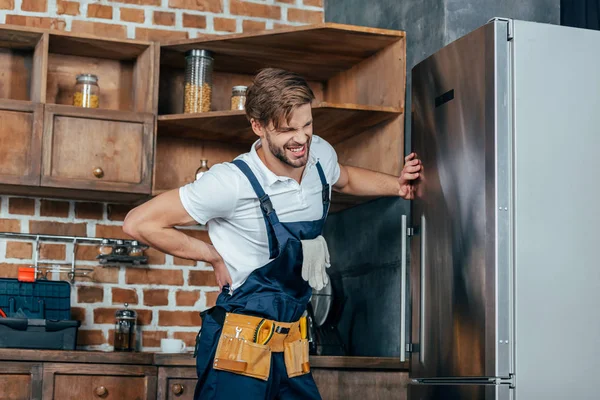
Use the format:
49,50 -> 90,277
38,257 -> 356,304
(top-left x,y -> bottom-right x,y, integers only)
404,18 -> 600,399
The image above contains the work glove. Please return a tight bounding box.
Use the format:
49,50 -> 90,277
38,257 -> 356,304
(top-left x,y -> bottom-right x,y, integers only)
300,235 -> 331,291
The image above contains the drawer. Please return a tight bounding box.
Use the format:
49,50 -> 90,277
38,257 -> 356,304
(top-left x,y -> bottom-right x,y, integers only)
166,378 -> 197,400
43,363 -> 156,400
0,361 -> 42,400
157,367 -> 197,400
41,105 -> 153,194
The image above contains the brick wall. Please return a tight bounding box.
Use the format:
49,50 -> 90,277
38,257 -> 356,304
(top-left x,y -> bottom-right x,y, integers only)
0,195 -> 223,351
0,0 -> 324,41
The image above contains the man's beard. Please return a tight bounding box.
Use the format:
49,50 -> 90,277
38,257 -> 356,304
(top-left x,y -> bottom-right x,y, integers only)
264,132 -> 310,168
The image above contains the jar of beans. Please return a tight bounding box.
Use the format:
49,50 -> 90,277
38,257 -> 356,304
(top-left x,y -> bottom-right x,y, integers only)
184,49 -> 213,113
73,74 -> 99,108
230,85 -> 247,110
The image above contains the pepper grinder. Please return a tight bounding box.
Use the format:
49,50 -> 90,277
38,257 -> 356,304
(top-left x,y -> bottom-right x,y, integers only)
114,303 -> 137,352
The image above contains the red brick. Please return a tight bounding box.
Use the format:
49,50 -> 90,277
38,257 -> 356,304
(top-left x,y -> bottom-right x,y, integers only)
108,0 -> 160,5
303,0 -> 323,6
276,0 -> 295,3
173,331 -> 198,347
77,330 -> 105,346
8,197 -> 34,215
168,0 -> 222,13
71,307 -> 86,322
179,228 -> 211,243
6,242 -> 32,259
176,290 -> 200,306
78,286 -> 104,303
120,7 -> 145,23
182,13 -> 206,29
0,263 -> 24,279
242,19 -> 266,32
30,221 -> 86,236
76,244 -> 101,261
40,200 -> 70,217
287,8 -> 323,23
40,243 -> 66,260
107,204 -> 134,221
94,307 -> 152,325
146,248 -> 166,265
71,20 -> 127,39
126,268 -> 183,285
174,256 -> 196,266
142,330 -> 167,347
213,17 -> 236,32
273,22 -> 292,29
0,219 -> 20,233
0,0 -> 14,10
95,224 -> 130,240
5,15 -> 66,30
143,289 -> 169,306
154,11 -> 175,26
158,310 -> 201,327
189,270 -> 217,287
112,288 -> 139,304
21,0 -> 46,12
205,291 -> 219,307
57,0 -> 79,15
135,27 -> 188,42
87,3 -> 113,19
75,202 -> 104,220
230,0 -> 280,19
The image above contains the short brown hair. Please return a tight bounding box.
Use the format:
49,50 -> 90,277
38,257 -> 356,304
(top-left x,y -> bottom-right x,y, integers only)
245,68 -> 315,130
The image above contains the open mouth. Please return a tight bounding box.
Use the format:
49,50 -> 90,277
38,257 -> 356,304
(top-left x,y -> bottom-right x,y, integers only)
287,144 -> 306,158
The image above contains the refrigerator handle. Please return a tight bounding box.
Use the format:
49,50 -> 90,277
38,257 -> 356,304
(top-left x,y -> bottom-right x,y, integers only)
419,215 -> 426,364
400,214 -> 408,362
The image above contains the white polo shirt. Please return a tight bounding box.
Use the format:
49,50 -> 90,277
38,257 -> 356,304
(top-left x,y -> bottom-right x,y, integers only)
179,135 -> 341,290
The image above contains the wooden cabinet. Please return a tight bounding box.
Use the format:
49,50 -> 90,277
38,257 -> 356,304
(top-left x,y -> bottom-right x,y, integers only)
157,367 -> 197,400
42,363 -> 156,400
41,106 -> 153,194
0,362 -> 42,400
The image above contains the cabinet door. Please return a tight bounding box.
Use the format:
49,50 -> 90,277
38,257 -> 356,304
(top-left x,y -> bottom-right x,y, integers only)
41,105 -> 154,194
0,100 -> 43,186
42,363 -> 157,400
0,361 -> 43,400
157,367 -> 197,400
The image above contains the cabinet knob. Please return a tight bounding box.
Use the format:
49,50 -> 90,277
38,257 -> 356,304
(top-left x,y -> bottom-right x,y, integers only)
171,383 -> 184,395
94,386 -> 108,397
93,167 -> 104,178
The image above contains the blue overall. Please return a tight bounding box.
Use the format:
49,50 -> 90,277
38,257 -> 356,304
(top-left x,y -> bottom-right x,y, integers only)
193,159 -> 330,400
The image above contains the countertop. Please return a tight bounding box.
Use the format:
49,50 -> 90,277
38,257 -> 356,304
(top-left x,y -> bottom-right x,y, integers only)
0,349 -> 409,370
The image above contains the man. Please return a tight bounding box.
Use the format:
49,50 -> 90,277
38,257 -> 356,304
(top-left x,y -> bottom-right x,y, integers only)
123,68 -> 421,399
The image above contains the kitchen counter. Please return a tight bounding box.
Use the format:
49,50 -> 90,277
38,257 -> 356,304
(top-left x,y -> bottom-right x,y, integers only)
0,349 -> 409,370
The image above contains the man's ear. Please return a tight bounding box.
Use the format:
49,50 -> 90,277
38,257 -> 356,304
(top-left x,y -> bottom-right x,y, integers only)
250,118 -> 264,138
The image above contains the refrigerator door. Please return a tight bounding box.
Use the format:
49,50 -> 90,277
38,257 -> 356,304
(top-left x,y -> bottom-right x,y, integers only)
410,19 -> 511,379
408,383 -> 512,400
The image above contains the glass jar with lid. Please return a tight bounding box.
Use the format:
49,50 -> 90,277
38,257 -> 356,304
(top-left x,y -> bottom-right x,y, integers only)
230,86 -> 247,110
73,74 -> 99,108
114,303 -> 136,352
184,49 -> 214,113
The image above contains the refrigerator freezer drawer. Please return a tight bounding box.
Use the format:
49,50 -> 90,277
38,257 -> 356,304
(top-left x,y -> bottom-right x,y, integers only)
409,383 -> 512,400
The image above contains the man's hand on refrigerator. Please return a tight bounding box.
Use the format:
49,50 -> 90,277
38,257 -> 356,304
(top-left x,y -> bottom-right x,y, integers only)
399,152 -> 422,200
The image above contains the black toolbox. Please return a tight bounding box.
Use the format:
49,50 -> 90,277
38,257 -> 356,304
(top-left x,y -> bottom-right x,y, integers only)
0,278 -> 80,350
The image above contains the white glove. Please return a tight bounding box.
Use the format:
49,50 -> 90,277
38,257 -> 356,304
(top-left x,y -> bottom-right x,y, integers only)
300,235 -> 331,291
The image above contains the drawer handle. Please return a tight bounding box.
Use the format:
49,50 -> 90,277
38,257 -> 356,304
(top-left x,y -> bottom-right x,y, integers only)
94,386 -> 108,397
93,167 -> 104,178
172,383 -> 184,395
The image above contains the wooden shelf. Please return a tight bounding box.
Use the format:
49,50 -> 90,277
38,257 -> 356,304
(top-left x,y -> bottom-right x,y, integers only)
157,102 -> 402,145
161,22 -> 404,81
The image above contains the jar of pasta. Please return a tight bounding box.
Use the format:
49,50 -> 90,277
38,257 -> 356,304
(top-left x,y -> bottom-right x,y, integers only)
230,85 -> 247,110
184,49 -> 213,113
73,74 -> 99,108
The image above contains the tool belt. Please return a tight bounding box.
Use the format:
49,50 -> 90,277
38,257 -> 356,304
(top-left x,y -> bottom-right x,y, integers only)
206,307 -> 310,381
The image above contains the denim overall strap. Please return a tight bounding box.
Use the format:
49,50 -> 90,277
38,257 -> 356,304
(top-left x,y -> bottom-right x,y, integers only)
314,161 -> 330,217
231,159 -> 279,258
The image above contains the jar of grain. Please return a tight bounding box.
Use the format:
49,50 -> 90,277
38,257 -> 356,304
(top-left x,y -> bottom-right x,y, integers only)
231,85 -> 247,110
73,74 -> 99,108
184,49 -> 213,113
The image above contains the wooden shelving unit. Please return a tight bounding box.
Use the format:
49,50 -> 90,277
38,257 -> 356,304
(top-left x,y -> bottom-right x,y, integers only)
154,23 -> 407,210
